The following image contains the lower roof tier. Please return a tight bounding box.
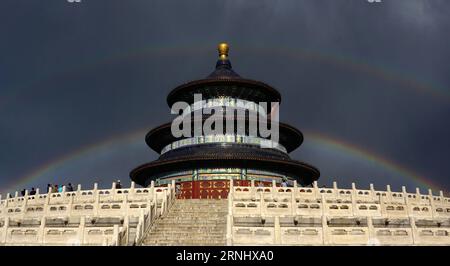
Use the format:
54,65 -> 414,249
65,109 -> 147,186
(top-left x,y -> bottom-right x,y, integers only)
130,144 -> 320,187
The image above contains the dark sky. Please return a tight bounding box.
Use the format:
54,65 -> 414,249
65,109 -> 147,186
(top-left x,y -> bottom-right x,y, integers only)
1,0 -> 449,195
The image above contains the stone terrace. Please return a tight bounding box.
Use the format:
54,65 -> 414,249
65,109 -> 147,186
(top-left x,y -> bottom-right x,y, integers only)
227,180 -> 450,245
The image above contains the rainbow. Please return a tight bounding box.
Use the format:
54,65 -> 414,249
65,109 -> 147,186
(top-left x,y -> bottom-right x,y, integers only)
245,45 -> 450,101
1,43 -> 449,113
2,127 -> 444,195
1,129 -> 146,195
304,130 -> 442,192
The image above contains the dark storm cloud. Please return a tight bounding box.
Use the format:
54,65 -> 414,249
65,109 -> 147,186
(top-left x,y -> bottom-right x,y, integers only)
0,0 -> 449,194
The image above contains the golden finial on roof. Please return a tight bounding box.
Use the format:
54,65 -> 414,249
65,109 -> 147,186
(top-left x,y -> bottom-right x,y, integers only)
218,43 -> 229,60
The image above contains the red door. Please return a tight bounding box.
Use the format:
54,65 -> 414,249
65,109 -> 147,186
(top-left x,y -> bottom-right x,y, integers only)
177,180 -> 233,199
192,181 -> 200,199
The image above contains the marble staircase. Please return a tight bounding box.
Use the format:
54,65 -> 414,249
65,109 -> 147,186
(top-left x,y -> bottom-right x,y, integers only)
142,199 -> 228,246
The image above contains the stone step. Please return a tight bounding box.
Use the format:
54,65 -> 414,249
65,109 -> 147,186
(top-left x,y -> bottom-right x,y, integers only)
172,204 -> 227,208
158,217 -> 226,221
171,205 -> 228,208
149,232 -> 225,236
152,226 -> 226,234
144,239 -> 226,244
154,222 -> 226,227
157,219 -> 226,225
173,199 -> 227,202
164,216 -> 226,219
161,216 -> 226,219
153,226 -> 225,231
149,232 -> 225,237
145,240 -> 226,244
164,212 -> 226,215
145,234 -> 225,240
168,209 -> 228,213
149,229 -> 225,234
144,242 -> 225,246
172,203 -> 227,205
153,228 -> 225,232
155,219 -> 226,223
160,219 -> 226,222
152,225 -> 226,230
151,228 -> 224,232
170,208 -> 227,212
163,213 -> 227,217
172,204 -> 228,206
158,216 -> 226,221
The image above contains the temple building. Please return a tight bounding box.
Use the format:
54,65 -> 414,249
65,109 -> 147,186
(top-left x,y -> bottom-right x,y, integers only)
130,43 -> 320,199
1,44 -> 449,246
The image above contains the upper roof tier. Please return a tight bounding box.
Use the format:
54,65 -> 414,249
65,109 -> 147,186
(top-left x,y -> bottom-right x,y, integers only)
166,43 -> 282,107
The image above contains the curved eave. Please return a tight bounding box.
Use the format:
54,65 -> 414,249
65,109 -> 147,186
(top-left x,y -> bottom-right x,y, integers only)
145,118 -> 304,154
130,156 -> 320,186
166,78 -> 282,107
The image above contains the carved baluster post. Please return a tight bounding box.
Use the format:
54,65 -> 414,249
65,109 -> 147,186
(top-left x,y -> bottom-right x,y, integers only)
333,181 -> 338,197
2,217 -> 9,244
93,183 -> 99,217
229,179 -> 234,199
369,183 -> 375,201
130,181 -> 135,196
5,193 -> 10,208
322,214 -> 328,245
111,182 -> 116,195
416,187 -> 421,200
367,216 -> 375,245
351,182 -> 357,216
226,214 -> 233,246
291,184 -> 296,216
23,190 -> 29,219
313,181 -> 318,198
402,186 -> 407,202
39,216 -> 46,245
79,216 -> 86,245
44,188 -> 51,216
260,189 -> 265,218
403,186 -> 411,217
410,217 -> 417,245
226,190 -> 233,246
274,216 -> 281,245
112,224 -> 119,246
171,180 -> 176,201
151,181 -> 157,217
379,193 -> 385,218
150,181 -> 155,198
321,193 -> 327,245
428,189 -> 435,219
293,180 -> 298,203
272,180 -> 276,199
250,179 -> 255,199
386,185 -> 392,202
